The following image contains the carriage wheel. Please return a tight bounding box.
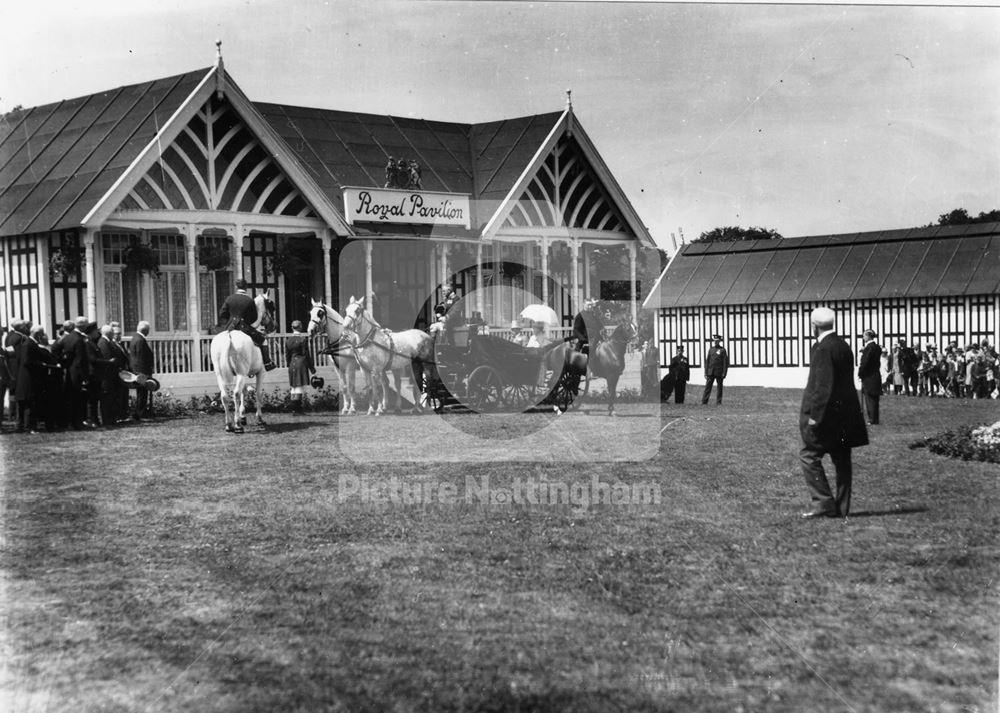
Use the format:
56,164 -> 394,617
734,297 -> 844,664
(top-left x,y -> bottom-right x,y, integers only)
545,367 -> 581,413
466,366 -> 504,413
502,382 -> 534,411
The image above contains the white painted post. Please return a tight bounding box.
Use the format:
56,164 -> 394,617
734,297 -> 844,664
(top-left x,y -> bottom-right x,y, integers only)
629,242 -> 638,325
83,228 -> 97,321
321,230 -> 333,307
185,224 -> 202,370
364,240 -> 374,310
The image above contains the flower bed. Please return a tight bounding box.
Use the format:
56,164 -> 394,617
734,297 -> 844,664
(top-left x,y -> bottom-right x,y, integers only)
910,420 -> 1000,464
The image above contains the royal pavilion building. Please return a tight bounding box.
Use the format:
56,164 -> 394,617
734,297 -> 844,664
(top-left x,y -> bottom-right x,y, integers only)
0,47 -> 658,391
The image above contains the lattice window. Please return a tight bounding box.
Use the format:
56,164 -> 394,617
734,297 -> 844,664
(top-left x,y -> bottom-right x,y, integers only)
702,307 -> 725,356
855,300 -> 880,351
776,303 -> 800,367
678,307 -> 702,368
152,234 -> 186,266
939,297 -> 966,348
725,306 -> 749,367
883,298 -> 907,347
911,298 -> 937,350
154,272 -> 188,332
102,233 -> 133,264
969,295 -> 997,345
751,304 -> 773,367
799,301 -> 819,366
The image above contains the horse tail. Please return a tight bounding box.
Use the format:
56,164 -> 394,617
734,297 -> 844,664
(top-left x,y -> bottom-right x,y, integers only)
226,332 -> 241,378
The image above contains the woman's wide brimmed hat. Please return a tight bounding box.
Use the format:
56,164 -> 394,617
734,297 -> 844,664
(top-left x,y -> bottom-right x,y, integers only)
310,375 -> 325,389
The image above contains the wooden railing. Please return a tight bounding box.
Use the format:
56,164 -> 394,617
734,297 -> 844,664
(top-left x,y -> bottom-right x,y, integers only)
129,326 -> 581,375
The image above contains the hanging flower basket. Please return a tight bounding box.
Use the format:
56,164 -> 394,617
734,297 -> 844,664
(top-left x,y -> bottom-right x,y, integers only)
548,246 -> 573,277
198,244 -> 231,272
502,261 -> 525,278
123,242 -> 161,277
266,241 -> 304,277
49,241 -> 84,279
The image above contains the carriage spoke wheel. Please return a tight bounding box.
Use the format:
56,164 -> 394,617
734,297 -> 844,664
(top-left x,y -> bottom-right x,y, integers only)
502,382 -> 534,411
466,366 -> 504,413
545,367 -> 581,413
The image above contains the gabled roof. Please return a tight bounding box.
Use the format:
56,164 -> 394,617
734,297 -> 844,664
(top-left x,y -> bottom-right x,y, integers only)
0,69 -> 208,236
1,66 -> 651,245
643,223 -> 1000,309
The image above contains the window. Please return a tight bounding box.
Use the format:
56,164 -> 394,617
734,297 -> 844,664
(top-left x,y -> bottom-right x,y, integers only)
969,295 -> 997,345
855,300 -> 880,354
883,298 -> 907,346
102,233 -> 131,264
678,307 -> 702,367
939,297 -> 965,347
702,307 -> 724,364
911,298 -> 936,350
776,304 -> 800,367
153,272 -> 188,332
751,304 -> 773,367
152,234 -> 186,266
725,305 -> 749,367
196,235 -> 233,331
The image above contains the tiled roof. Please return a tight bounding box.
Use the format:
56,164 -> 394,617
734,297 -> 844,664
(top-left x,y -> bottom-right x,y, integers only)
256,104 -> 562,231
0,69 -> 210,237
0,63 -> 598,239
645,223 -> 1000,308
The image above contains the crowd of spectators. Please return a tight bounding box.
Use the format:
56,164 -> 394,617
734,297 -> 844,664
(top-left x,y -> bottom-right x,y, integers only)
0,316 -> 156,434
880,337 -> 998,399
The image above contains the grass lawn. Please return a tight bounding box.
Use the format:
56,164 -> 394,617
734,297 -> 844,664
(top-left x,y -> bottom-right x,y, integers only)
1,387 -> 997,712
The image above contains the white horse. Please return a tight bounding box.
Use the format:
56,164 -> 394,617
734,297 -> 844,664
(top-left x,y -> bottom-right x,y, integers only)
306,299 -> 359,415
210,290 -> 276,433
341,296 -> 434,415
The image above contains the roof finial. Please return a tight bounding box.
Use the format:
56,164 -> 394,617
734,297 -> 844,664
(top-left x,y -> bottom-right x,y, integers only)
214,40 -> 226,99
566,89 -> 572,109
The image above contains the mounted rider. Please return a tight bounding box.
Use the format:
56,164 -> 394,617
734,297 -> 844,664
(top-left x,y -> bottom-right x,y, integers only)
569,297 -> 602,355
219,278 -> 276,371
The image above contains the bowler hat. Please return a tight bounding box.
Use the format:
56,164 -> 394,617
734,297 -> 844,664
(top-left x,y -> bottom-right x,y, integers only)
84,321 -> 99,334
143,377 -> 161,392
711,334 -> 723,341
310,375 -> 325,389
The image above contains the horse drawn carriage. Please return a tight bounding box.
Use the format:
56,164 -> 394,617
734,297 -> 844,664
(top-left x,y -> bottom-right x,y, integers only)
423,325 -> 587,414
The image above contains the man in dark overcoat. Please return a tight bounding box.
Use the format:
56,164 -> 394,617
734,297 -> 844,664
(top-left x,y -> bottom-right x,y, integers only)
84,323 -> 106,426
219,278 -> 275,370
800,307 -> 869,519
15,325 -> 57,432
129,320 -> 155,420
668,345 -> 691,404
857,329 -> 882,425
4,319 -> 28,425
50,317 -> 92,429
702,334 -> 729,405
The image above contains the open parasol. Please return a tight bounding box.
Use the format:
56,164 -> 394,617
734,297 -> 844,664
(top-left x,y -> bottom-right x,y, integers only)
519,304 -> 560,326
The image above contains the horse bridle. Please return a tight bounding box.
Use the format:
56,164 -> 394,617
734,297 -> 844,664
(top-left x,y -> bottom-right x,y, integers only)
310,306 -> 359,361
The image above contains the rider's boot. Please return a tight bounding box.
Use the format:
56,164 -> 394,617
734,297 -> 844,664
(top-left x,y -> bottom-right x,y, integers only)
260,343 -> 276,371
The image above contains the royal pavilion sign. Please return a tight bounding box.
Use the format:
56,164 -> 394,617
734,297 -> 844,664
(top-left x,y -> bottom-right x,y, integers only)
343,187 -> 471,229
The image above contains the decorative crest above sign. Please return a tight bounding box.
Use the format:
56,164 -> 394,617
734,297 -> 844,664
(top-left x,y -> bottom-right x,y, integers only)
343,187 -> 471,229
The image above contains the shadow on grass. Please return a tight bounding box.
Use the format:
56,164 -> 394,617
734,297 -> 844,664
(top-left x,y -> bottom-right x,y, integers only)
258,421 -> 327,434
847,506 -> 929,518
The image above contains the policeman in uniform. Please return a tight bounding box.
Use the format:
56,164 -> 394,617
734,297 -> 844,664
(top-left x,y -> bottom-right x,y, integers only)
702,334 -> 729,405
219,279 -> 275,371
